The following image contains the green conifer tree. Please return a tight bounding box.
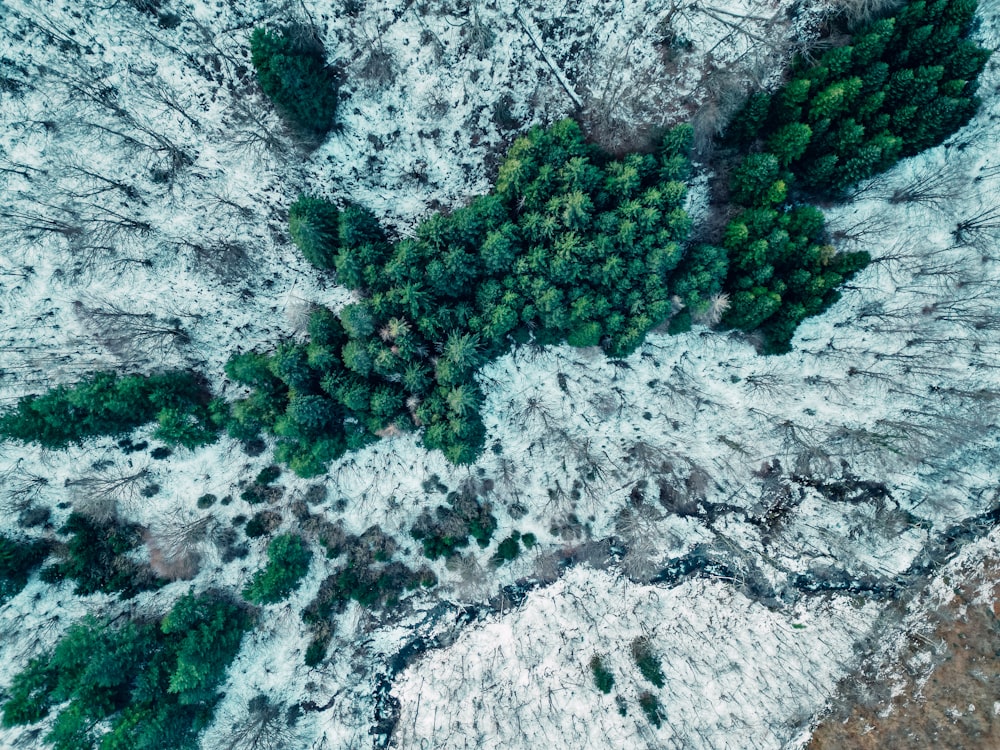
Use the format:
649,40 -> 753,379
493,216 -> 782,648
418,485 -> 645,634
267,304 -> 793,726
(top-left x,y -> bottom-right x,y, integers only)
289,195 -> 340,269
250,26 -> 338,136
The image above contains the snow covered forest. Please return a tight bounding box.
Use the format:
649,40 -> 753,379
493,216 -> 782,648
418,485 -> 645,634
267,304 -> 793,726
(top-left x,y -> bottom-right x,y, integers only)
0,0 -> 999,748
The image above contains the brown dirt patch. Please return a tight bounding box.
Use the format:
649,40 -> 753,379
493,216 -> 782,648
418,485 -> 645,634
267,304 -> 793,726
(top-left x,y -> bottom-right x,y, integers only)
809,560 -> 1000,750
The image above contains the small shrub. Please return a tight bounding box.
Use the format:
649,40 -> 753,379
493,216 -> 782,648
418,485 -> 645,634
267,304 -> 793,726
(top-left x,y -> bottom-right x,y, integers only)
289,195 -> 340,270
243,534 -> 312,604
241,486 -> 266,505
616,695 -> 628,716
256,465 -> 282,485
638,691 -> 663,727
241,473 -> 284,505
18,506 -> 50,528
631,637 -> 665,688
304,638 -> 327,667
118,437 -> 147,454
411,490 -> 497,560
301,524 -> 436,661
492,532 -> 521,565
589,655 -> 615,694
245,511 -> 281,539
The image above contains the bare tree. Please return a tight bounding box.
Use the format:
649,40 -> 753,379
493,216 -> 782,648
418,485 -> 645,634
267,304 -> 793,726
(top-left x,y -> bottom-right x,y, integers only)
165,236 -> 251,282
147,513 -> 213,580
887,164 -> 965,210
615,501 -> 665,582
489,456 -> 525,513
0,460 -> 51,513
688,69 -> 748,155
0,185 -> 153,273
136,75 -> 204,131
73,298 -> 192,364
66,463 -> 152,520
62,161 -> 142,200
741,369 -> 795,400
508,388 -> 558,430
953,202 -> 1000,250
827,211 -> 894,249
0,202 -> 84,242
219,695 -> 299,750
284,295 -> 315,334
832,0 -> 904,26
448,551 -> 494,601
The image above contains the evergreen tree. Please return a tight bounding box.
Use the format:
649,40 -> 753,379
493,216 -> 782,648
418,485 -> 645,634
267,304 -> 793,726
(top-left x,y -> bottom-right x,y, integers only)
339,302 -> 375,339
308,307 -> 347,348
286,393 -> 338,433
243,534 -> 313,604
341,340 -> 373,377
250,26 -> 338,136
2,593 -> 251,750
766,122 -> 812,166
226,352 -> 283,391
269,342 -> 314,391
729,153 -> 782,206
289,195 -> 340,269
154,407 -> 217,449
671,244 -> 729,317
436,331 -> 483,385
631,637 -> 666,688
0,534 -> 48,603
42,514 -> 157,599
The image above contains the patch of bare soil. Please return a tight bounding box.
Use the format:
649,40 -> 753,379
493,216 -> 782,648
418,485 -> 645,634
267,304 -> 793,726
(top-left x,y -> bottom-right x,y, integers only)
810,560 -> 1000,750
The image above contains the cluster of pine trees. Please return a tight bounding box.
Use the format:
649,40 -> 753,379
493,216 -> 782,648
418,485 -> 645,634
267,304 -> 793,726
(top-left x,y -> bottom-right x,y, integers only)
714,192 -> 872,352
0,0 -> 987,471
227,120 -> 696,472
1,593 -> 251,750
40,514 -> 160,599
232,0 -> 988,467
710,0 -> 989,351
731,0 -> 989,193
0,372 -> 220,449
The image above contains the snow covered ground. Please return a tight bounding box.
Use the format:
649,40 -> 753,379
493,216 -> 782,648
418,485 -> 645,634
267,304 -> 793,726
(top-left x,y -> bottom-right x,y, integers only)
1,0 -> 999,748
393,568 -> 880,749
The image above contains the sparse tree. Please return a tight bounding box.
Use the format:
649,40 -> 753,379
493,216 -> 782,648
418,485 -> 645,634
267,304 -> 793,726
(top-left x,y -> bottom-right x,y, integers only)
221,696 -> 298,750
